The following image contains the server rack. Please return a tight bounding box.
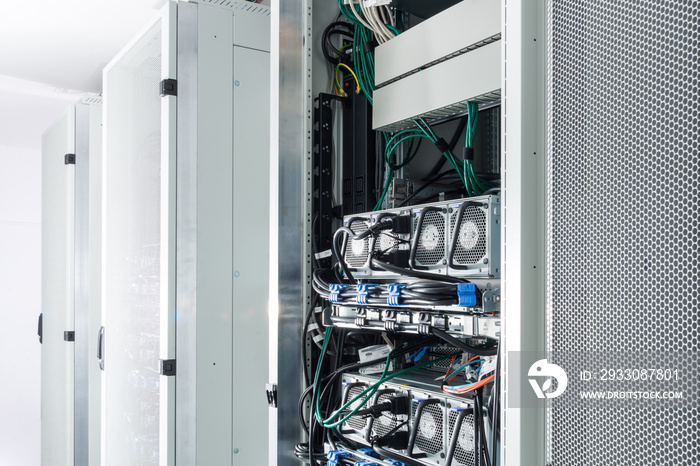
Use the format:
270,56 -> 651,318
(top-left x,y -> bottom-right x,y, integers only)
271,1 -> 699,465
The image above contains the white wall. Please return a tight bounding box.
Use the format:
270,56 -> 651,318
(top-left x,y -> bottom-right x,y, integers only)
0,144 -> 42,466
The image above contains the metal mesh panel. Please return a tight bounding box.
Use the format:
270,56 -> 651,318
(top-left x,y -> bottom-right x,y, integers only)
345,222 -> 370,267
371,392 -> 399,438
411,401 -> 444,455
375,231 -> 398,256
344,385 -> 368,432
546,1 -> 700,465
448,410 -> 475,466
450,207 -> 487,264
103,21 -> 163,466
415,211 -> 446,266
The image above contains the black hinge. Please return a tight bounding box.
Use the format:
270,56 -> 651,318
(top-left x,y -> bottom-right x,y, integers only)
159,359 -> 176,376
160,79 -> 177,97
65,153 -> 75,165
64,331 -> 75,342
266,383 -> 278,408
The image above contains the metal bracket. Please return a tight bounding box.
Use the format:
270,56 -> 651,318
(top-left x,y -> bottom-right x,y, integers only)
64,153 -> 75,165
64,331 -> 75,342
160,78 -> 177,96
266,383 -> 278,408
159,359 -> 176,376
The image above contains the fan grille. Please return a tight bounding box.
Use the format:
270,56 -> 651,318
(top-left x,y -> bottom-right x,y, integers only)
450,207 -> 487,265
415,211 -> 445,266
372,393 -> 399,438
344,385 -> 368,432
449,410 -> 476,466
374,231 -> 398,256
411,401 -> 444,455
344,222 -> 369,268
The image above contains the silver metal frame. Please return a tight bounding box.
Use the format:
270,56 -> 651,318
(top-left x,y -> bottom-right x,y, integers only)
501,0 -> 547,465
73,101 -> 90,466
270,0 -> 340,463
175,3 -> 198,464
269,0 -> 309,462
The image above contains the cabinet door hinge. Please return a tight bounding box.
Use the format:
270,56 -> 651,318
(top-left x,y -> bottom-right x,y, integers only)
160,79 -> 177,97
266,383 -> 278,408
159,359 -> 176,376
65,153 -> 75,165
64,331 -> 75,342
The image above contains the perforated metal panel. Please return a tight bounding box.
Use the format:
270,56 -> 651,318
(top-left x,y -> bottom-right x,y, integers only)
343,385 -> 369,432
415,211 -> 446,266
345,222 -> 370,268
448,409 -> 475,466
371,392 -> 399,438
411,401 -> 444,455
546,1 -> 700,465
375,231 -> 398,256
450,207 -> 487,265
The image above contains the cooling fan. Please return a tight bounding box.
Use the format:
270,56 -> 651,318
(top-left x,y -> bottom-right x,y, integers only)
340,383 -> 369,438
410,207 -> 447,269
449,201 -> 487,266
447,407 -> 476,466
408,398 -> 444,458
343,220 -> 371,269
368,389 -> 401,440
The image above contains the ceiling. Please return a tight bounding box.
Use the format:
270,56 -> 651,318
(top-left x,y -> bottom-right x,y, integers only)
0,0 -> 169,150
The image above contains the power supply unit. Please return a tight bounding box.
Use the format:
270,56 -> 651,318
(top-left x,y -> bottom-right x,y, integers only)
341,195 -> 500,280
339,372 -> 483,466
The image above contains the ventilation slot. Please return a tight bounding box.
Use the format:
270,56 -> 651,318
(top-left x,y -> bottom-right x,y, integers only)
370,391 -> 399,439
342,384 -> 368,433
344,221 -> 370,268
411,400 -> 444,455
450,207 -> 487,265
448,409 -> 476,466
414,211 -> 446,266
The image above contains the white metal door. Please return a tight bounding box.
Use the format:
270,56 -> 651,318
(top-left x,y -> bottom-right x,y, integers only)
101,3 -> 176,465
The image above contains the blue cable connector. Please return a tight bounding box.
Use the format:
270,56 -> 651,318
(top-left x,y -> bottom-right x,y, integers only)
387,283 -> 407,306
456,282 -> 477,307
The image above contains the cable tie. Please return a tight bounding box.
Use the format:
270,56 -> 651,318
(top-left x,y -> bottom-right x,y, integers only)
356,283 -> 377,305
456,282 -> 477,307
363,40 -> 378,54
307,323 -> 320,333
329,283 -> 349,303
463,147 -> 474,161
434,137 -> 449,153
387,283 -> 406,306
314,249 -> 333,260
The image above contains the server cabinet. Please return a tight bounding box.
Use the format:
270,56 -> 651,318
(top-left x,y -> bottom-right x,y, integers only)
41,97 -> 103,466
101,2 -> 270,465
272,1 -> 699,465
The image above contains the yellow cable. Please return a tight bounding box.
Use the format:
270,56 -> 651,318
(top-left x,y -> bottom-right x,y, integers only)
334,63 -> 361,96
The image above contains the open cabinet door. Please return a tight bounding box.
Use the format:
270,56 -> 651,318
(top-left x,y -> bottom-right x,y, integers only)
101,3 -> 176,465
42,107 -> 76,466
